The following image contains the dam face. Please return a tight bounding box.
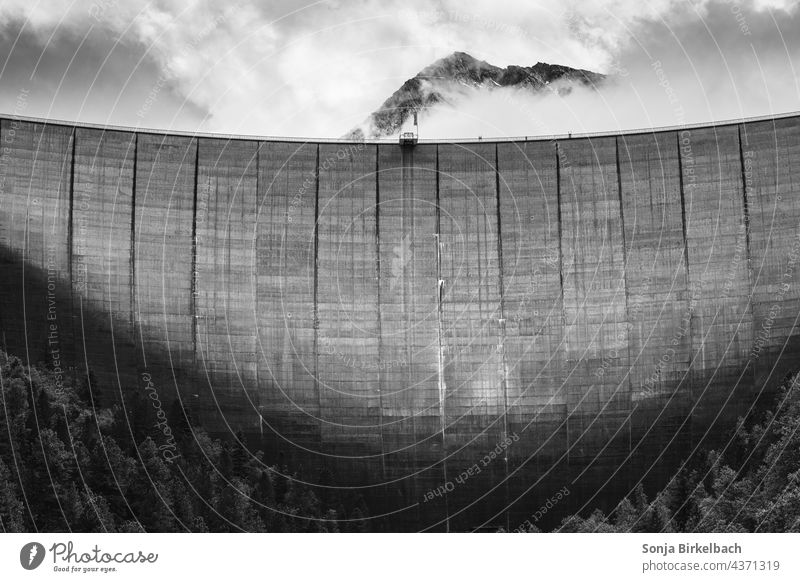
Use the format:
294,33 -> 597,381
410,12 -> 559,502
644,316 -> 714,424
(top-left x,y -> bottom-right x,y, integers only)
1,115 -> 799,530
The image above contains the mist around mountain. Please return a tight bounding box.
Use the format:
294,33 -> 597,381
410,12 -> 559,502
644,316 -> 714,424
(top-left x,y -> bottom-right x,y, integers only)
345,51 -> 605,140
0,349 -> 369,532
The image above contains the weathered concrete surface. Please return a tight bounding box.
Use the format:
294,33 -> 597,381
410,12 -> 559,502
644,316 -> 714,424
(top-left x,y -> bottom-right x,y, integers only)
255,142 -> 320,463
617,132 -> 693,491
0,121 -> 74,368
133,133 -> 196,406
2,115 -> 800,531
196,137 -> 260,429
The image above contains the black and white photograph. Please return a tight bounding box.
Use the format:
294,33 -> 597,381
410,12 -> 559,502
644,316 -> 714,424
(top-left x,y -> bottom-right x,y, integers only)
0,0 -> 799,579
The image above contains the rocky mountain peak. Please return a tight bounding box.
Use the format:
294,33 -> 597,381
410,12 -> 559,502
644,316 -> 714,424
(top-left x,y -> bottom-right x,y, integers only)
345,51 -> 605,140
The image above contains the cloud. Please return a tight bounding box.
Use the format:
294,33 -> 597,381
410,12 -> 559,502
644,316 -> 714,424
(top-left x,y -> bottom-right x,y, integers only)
605,0 -> 800,128
0,21 -> 206,129
0,0 -> 796,137
419,0 -> 800,138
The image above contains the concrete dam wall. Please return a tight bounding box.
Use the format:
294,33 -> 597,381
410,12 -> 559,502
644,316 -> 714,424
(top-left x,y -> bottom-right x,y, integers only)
1,114 -> 799,530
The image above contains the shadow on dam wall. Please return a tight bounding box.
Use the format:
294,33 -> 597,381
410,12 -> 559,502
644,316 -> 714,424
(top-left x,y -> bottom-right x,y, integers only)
0,247 -> 704,531
1,114 -> 800,530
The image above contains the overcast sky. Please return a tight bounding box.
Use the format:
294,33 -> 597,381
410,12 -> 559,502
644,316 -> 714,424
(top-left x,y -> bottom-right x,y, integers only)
0,0 -> 797,138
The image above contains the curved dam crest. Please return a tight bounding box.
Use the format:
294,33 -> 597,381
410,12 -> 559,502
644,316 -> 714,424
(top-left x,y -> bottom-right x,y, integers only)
1,114 -> 799,530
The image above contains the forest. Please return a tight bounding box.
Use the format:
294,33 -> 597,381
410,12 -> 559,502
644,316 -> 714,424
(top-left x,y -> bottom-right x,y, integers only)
0,349 -> 368,532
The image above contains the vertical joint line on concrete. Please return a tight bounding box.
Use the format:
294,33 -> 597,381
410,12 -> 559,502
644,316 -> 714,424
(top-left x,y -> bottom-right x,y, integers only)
313,145 -> 320,331
434,144 -> 450,532
253,142 -> 261,419
676,132 -> 692,296
675,130 -> 696,444
313,144 -> 322,446
400,143 -> 421,521
555,140 -> 569,462
494,146 -> 506,319
0,122 -> 3,351
191,139 -> 199,365
67,127 -> 77,390
615,137 -> 634,399
374,145 -> 387,482
67,127 -> 76,291
130,133 -> 138,334
615,137 -> 635,451
737,124 -> 754,297
494,143 -> 511,532
555,142 -> 566,314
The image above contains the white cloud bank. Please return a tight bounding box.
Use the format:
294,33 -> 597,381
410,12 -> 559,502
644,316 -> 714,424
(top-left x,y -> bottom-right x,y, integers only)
0,0 -> 796,137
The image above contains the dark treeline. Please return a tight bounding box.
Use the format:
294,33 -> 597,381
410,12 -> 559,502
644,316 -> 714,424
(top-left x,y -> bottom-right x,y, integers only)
520,372 -> 800,533
0,350 -> 369,532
